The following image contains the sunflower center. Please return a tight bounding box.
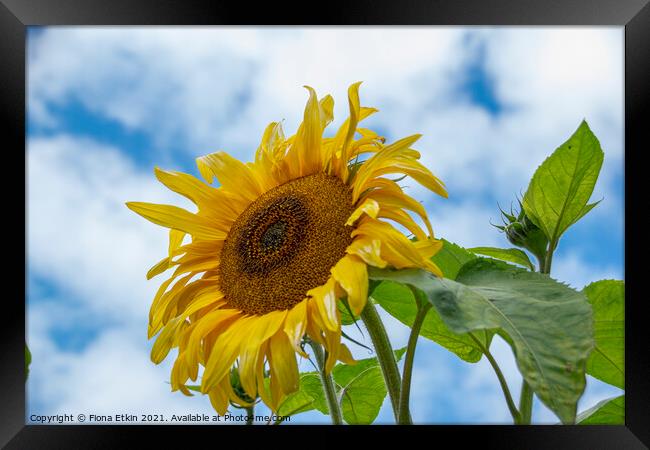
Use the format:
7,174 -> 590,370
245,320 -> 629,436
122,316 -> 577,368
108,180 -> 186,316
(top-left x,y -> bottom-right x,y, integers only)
219,173 -> 355,315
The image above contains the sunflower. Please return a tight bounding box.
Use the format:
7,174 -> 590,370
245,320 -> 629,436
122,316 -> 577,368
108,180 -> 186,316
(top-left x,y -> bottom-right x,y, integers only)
126,82 -> 447,414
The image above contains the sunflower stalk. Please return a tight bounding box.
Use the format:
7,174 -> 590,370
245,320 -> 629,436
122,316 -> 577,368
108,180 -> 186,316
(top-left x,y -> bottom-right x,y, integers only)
470,333 -> 521,423
399,287 -> 432,424
245,405 -> 255,425
360,298 -> 408,424
308,341 -> 343,425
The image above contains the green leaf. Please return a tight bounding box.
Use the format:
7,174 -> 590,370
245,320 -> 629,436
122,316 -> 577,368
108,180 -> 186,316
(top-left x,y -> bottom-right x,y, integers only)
25,344 -> 31,381
333,348 -> 406,386
577,395 -> 624,424
333,349 -> 406,424
278,372 -> 329,416
337,368 -> 387,424
468,246 -> 535,271
369,259 -> 594,424
371,280 -> 489,363
522,120 -> 604,245
277,349 -> 407,424
431,239 -> 476,280
583,280 -> 624,389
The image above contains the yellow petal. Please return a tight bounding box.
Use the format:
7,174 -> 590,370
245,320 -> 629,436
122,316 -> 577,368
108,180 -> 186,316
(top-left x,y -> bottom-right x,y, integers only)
305,298 -> 326,346
352,218 -> 427,269
196,151 -> 263,203
291,86 -> 324,176
268,367 -> 285,412
269,331 -> 300,395
126,202 -> 226,240
184,309 -> 241,377
169,229 -> 186,258
256,121 -> 284,161
151,317 -> 183,364
202,316 -> 254,392
255,342 -> 273,408
208,384 -> 230,416
154,167 -> 233,211
373,160 -> 448,199
351,134 -> 422,202
307,277 -> 340,333
149,273 -> 194,338
319,94 -> 334,129
346,235 -> 388,268
378,207 -> 428,241
346,198 -> 379,226
170,354 -> 190,393
364,189 -> 433,236
413,238 -> 444,260
238,310 -> 287,398
331,254 -> 368,316
323,327 -> 341,373
331,82 -> 363,181
171,255 -> 221,279
147,256 -> 173,280
283,300 -> 308,357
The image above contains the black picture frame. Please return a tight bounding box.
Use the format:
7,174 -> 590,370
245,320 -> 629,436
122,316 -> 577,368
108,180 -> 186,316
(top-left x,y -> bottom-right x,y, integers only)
3,0 -> 648,448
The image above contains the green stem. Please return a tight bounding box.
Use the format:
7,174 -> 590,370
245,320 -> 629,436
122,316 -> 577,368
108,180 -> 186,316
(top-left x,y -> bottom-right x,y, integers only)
518,380 -> 534,424
309,341 -> 343,425
541,242 -> 555,275
360,299 -> 405,423
540,245 -> 553,275
399,299 -> 431,424
469,333 -> 520,424
245,405 -> 255,425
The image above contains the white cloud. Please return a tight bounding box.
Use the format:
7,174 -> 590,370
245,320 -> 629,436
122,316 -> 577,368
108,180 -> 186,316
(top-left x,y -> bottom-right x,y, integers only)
28,28 -> 467,157
552,251 -> 623,290
28,301 -> 221,424
27,134 -> 191,320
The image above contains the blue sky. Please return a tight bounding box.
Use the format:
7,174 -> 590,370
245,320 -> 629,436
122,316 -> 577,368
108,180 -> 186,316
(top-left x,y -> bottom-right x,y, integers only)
26,27 -> 624,424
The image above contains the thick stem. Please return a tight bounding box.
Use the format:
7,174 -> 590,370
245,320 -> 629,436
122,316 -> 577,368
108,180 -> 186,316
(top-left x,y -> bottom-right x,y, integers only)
309,341 -> 343,425
398,301 -> 431,424
360,300 -> 405,423
245,405 -> 255,425
469,333 -> 520,424
518,380 -> 534,424
540,239 -> 556,275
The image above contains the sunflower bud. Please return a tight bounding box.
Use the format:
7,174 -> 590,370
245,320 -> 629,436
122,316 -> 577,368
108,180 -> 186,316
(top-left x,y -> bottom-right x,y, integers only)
494,201 -> 548,262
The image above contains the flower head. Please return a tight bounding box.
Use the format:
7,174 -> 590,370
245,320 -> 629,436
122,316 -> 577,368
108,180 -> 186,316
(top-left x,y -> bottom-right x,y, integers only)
126,82 -> 447,413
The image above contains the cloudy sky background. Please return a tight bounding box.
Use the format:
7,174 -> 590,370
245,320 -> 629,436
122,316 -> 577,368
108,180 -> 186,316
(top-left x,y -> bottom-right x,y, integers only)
26,27 -> 624,424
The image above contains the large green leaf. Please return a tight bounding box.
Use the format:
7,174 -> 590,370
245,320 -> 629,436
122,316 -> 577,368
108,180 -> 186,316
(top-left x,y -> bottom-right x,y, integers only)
522,121 -> 604,245
583,280 -> 624,389
431,239 -> 476,280
333,349 -> 406,424
371,280 -> 489,363
369,259 -> 594,424
277,372 -> 328,416
577,395 -> 624,425
337,368 -> 387,424
468,246 -> 535,271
